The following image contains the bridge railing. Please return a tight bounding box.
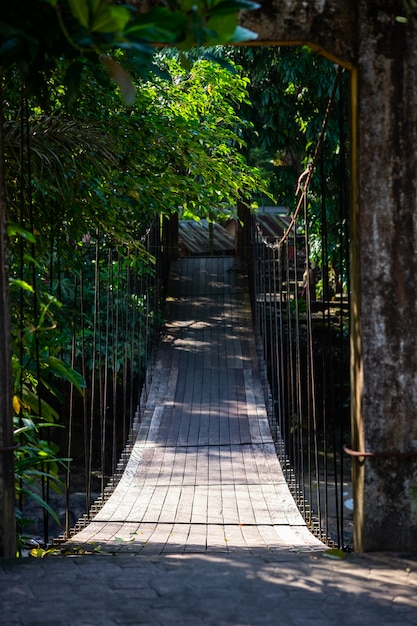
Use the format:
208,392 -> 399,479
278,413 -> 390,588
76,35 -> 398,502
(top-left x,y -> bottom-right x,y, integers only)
250,208 -> 351,549
14,216 -> 167,548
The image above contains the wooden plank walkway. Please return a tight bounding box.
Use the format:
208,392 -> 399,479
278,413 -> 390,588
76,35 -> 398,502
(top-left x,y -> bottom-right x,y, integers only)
67,257 -> 323,554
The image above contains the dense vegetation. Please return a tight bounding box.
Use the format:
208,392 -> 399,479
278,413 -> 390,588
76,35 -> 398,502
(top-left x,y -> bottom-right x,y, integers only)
0,1 -> 347,552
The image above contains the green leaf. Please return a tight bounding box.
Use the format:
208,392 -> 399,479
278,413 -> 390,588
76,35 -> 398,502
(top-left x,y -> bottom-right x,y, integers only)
20,387 -> 59,422
9,278 -> 34,293
7,222 -> 36,243
44,356 -> 86,394
206,14 -> 237,44
87,0 -> 101,12
20,487 -> 61,525
322,548 -> 347,560
229,25 -> 259,43
67,0 -> 90,28
181,0 -> 200,10
91,5 -> 130,33
23,253 -> 42,269
125,8 -> 187,43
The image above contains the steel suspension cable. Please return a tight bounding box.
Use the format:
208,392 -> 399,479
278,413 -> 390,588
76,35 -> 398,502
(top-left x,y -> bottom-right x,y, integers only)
256,68 -> 343,251
17,85 -> 26,535
87,232 -> 100,516
319,146 -> 332,542
277,243 -> 287,477
112,252 -> 121,476
272,245 -> 280,443
338,74 -> 350,548
65,267 -> 78,538
122,251 -> 129,448
129,255 -> 136,432
101,248 -> 111,500
303,188 -> 323,535
252,67 -> 349,547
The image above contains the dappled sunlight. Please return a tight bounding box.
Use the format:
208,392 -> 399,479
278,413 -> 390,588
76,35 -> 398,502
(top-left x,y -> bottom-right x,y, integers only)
2,545 -> 416,624
65,258 -> 326,558
9,252 -> 415,623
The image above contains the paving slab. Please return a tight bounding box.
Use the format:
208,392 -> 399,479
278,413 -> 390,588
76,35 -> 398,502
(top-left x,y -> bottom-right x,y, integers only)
1,551 -> 417,625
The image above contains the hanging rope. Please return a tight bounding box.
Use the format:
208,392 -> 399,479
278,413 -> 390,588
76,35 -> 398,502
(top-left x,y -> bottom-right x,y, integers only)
256,67 -> 344,250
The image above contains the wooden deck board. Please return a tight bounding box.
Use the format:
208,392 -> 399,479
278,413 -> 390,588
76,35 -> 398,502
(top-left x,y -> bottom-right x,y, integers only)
67,257 -> 324,554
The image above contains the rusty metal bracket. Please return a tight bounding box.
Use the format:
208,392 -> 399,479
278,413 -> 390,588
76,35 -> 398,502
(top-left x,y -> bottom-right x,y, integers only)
344,445 -> 417,459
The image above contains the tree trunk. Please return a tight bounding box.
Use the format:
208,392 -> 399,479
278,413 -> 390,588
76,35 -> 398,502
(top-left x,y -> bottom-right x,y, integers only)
239,0 -> 356,67
350,0 -> 417,552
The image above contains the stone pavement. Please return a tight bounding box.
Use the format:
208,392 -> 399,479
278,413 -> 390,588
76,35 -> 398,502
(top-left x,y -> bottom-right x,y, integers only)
1,550 -> 417,625
1,257 -> 416,624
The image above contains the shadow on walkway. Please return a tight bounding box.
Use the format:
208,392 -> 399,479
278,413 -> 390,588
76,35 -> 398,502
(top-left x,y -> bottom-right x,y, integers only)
1,259 -> 417,625
1,550 -> 417,625
64,257 -> 322,554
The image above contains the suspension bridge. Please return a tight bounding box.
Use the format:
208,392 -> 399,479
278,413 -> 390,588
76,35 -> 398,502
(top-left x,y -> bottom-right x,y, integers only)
16,187 -> 351,553
62,256 -> 324,554
7,61 -> 352,553
4,250 -> 411,626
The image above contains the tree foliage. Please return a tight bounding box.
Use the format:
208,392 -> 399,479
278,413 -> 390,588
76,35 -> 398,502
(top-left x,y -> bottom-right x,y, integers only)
1,1 -> 349,549
0,0 -> 259,104
0,0 -> 263,549
228,46 -> 349,272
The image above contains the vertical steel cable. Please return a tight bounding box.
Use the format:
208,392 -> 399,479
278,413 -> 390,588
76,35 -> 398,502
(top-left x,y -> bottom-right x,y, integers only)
293,225 -> 306,517
266,245 -> 274,430
252,229 -> 260,344
17,84 -> 26,531
320,146 -> 332,542
284,239 -> 295,477
101,248 -> 111,499
112,253 -> 121,476
338,74 -> 350,548
128,254 -> 136,431
65,266 -> 78,538
277,242 -> 287,478
79,254 -> 89,516
260,240 -> 267,370
303,188 -> 322,534
144,238 -> 151,403
122,251 -> 129,447
86,232 -> 100,516
283,240 -> 290,445
271,245 -> 280,442
137,261 -> 144,412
